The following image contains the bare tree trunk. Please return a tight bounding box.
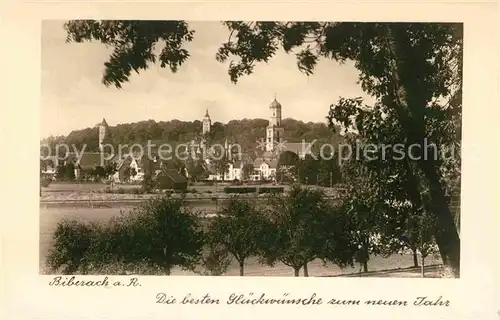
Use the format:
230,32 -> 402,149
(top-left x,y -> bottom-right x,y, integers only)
303,263 -> 309,277
239,261 -> 244,276
421,256 -> 425,278
385,25 -> 460,277
161,266 -> 171,276
294,267 -> 300,277
363,261 -> 368,273
412,248 -> 419,267
419,160 -> 461,276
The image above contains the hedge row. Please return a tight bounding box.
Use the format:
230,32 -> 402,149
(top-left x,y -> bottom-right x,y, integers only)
223,186 -> 285,194
223,187 -> 257,194
258,187 -> 284,194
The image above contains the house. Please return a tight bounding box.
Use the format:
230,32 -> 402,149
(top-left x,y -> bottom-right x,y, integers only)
41,163 -> 56,180
206,164 -> 224,181
111,154 -> 145,183
155,168 -> 188,191
64,152 -> 114,179
252,158 -> 278,181
224,160 -> 243,181
205,159 -> 245,181
41,156 -> 57,177
42,166 -> 56,175
207,172 -> 221,181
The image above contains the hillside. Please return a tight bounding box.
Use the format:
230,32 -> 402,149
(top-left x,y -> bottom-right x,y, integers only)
41,118 -> 345,156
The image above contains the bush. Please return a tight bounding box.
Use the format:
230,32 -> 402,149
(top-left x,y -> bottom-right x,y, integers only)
117,187 -> 125,194
45,216 -> 135,274
206,190 -> 213,194
258,187 -> 284,194
40,178 -> 51,188
129,187 -> 143,195
117,197 -> 204,273
45,219 -> 95,274
78,261 -> 169,275
45,197 -> 204,275
223,187 -> 257,194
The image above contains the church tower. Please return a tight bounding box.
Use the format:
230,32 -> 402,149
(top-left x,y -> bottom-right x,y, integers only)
266,96 -> 285,152
98,118 -> 108,152
202,109 -> 211,136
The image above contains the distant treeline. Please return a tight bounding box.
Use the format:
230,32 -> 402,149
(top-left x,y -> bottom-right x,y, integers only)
40,118 -> 345,156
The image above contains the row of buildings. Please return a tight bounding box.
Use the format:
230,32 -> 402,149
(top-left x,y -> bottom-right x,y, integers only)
41,97 -> 311,183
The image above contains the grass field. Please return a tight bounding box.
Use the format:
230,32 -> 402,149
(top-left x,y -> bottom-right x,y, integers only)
39,205 -> 442,277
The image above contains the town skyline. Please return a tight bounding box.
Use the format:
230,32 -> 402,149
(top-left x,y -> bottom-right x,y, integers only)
40,110 -> 339,140
41,20 -> 372,138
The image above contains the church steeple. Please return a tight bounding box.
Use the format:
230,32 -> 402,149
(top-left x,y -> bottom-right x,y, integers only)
266,96 -> 284,152
98,118 -> 109,152
269,96 -> 282,126
202,109 -> 211,135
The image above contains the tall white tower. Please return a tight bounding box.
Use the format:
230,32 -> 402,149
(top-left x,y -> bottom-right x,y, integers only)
98,118 -> 108,152
266,96 -> 285,152
202,109 -> 211,135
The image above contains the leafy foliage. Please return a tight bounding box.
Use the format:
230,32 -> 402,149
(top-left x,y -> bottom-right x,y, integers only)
141,172 -> 155,192
215,23 -> 462,276
278,150 -> 300,166
295,154 -> 342,187
276,150 -> 299,183
241,163 -> 254,180
65,20 -> 194,88
261,185 -> 349,276
123,197 -> 203,273
55,163 -> 76,181
211,152 -> 230,180
42,118 -> 343,160
46,197 -> 203,275
207,197 -> 268,276
198,242 -> 232,276
46,219 -> 95,274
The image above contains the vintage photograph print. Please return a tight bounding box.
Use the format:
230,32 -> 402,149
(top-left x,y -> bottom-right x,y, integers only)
40,20 -> 462,278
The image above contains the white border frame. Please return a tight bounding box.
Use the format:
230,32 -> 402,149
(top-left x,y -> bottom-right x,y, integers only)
1,1 -> 499,319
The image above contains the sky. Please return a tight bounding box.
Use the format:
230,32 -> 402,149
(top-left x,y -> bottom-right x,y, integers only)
41,20 -> 371,138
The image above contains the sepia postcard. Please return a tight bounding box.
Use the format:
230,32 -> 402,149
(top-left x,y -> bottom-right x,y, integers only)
1,1 -> 499,320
